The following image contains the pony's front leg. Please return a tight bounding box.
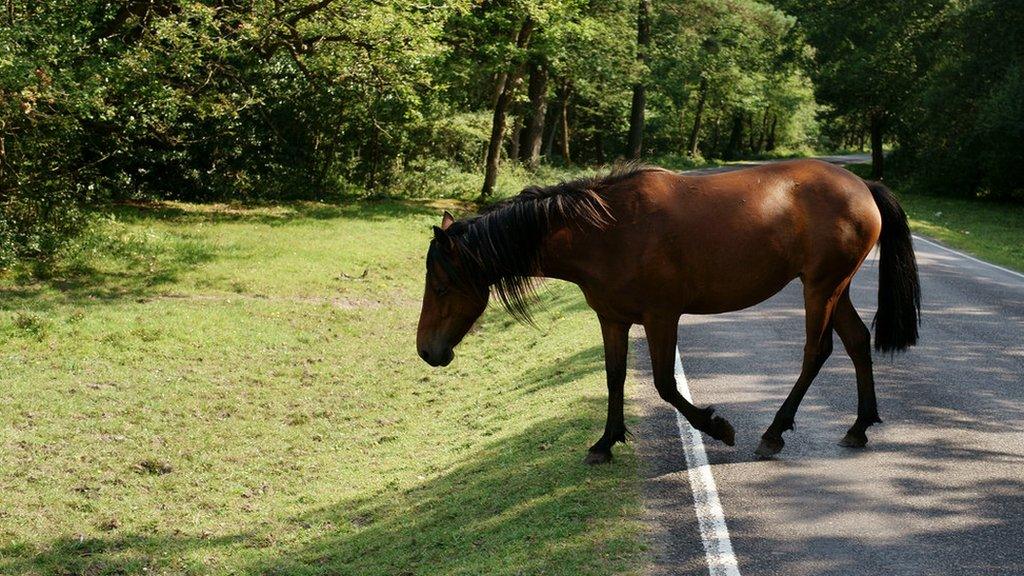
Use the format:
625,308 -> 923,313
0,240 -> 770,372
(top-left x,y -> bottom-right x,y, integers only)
584,316 -> 630,465
644,316 -> 735,446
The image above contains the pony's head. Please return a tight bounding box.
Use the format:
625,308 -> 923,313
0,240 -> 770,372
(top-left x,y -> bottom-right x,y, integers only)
415,170 -> 628,367
416,211 -> 489,367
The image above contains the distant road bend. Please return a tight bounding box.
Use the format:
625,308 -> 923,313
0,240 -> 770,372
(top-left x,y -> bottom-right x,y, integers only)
632,155 -> 1024,576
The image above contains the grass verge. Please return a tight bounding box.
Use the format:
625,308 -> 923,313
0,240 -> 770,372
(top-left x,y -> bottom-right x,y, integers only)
846,163 -> 1024,273
895,193 -> 1024,273
0,197 -> 644,575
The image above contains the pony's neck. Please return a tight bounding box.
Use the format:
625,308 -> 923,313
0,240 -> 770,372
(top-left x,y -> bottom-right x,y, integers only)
535,225 -> 594,286
458,175 -> 618,306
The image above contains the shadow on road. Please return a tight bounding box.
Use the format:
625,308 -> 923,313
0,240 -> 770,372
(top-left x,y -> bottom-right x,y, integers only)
629,238 -> 1024,575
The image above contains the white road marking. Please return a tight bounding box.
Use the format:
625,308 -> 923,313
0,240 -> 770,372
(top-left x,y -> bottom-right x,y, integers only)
913,235 -> 1024,282
673,348 -> 742,576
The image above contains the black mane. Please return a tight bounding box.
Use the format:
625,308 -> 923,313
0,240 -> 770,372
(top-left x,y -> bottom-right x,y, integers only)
430,164 -> 661,322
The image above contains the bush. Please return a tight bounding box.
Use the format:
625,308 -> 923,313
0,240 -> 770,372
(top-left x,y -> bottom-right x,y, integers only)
896,0 -> 1024,200
0,190 -> 92,269
0,1 -> 458,263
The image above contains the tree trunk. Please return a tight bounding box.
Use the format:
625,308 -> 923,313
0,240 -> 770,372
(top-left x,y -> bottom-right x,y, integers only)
711,116 -> 721,155
747,112 -> 756,152
595,130 -> 605,164
725,111 -> 744,160
870,112 -> 884,179
522,62 -> 548,169
627,89 -> 646,159
688,77 -> 708,157
509,104 -> 523,164
677,101 -> 687,154
481,18 -> 534,199
766,113 -> 778,151
626,0 -> 651,159
558,82 -> 572,165
543,101 -> 557,159
481,72 -> 510,198
756,107 -> 769,153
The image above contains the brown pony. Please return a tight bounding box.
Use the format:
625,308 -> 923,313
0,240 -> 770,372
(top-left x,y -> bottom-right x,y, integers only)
417,160 -> 920,460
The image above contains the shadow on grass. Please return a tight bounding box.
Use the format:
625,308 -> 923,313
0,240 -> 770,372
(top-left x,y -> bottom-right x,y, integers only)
0,533 -> 247,576
107,197 -> 448,227
0,198 -> 442,312
0,398 -> 641,576
257,398 -> 639,576
0,237 -> 220,312
515,345 -> 604,394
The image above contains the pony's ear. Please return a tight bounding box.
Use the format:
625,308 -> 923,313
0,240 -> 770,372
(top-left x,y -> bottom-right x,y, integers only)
432,225 -> 453,249
441,210 -> 455,231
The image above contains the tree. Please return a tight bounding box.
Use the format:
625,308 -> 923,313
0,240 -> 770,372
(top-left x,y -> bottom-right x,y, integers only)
647,0 -> 811,160
626,0 -> 651,158
531,0 -> 634,165
481,16 -> 534,198
779,0 -> 949,178
520,60 -> 549,169
896,0 -> 1024,199
688,78 -> 709,157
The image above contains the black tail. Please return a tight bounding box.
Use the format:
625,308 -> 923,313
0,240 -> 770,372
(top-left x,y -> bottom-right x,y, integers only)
866,180 -> 921,353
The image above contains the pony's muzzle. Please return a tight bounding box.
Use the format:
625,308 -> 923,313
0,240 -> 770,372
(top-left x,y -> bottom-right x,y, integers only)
419,346 -> 454,367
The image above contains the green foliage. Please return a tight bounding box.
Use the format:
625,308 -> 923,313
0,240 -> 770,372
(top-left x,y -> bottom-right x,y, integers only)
544,0 -> 636,160
895,0 -> 1024,199
785,0 -> 1022,199
782,0 -> 947,121
1,0 -> 466,262
647,0 -> 815,159
3,0 -> 1022,267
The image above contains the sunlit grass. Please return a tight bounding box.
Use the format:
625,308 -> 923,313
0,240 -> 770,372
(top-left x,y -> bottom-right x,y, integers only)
899,194 -> 1024,273
0,198 -> 643,575
845,163 -> 1024,273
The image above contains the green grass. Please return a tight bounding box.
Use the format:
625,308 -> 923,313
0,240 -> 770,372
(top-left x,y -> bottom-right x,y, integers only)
897,193 -> 1024,273
845,163 -> 1024,273
0,199 -> 644,575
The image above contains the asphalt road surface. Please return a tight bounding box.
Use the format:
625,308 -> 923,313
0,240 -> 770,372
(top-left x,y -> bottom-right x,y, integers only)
630,158 -> 1024,576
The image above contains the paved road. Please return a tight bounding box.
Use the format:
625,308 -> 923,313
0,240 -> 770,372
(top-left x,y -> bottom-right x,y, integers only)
682,153 -> 871,175
631,157 -> 1024,576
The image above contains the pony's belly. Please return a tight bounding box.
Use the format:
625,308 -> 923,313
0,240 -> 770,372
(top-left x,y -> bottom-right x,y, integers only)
681,270 -> 797,315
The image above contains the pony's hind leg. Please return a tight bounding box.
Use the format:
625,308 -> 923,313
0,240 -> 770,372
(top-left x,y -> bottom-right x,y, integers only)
584,316 -> 630,465
644,317 -> 735,446
755,280 -> 842,458
834,289 -> 882,448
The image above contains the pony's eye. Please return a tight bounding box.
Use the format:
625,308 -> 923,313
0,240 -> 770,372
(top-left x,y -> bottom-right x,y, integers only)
435,284 -> 450,297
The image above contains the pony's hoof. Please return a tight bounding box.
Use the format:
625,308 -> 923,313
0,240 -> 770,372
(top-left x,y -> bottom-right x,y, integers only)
709,416 -> 736,446
583,450 -> 612,465
838,430 -> 868,448
754,435 -> 784,459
